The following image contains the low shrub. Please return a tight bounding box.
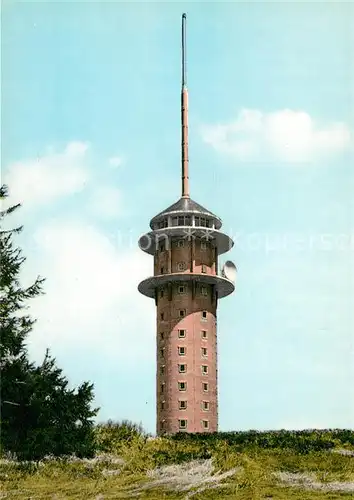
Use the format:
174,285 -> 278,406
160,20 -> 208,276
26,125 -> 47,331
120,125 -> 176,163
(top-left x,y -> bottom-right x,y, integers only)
171,429 -> 354,454
94,419 -> 146,453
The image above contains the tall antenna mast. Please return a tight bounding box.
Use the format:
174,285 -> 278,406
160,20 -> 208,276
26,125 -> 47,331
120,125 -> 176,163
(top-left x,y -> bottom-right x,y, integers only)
181,13 -> 190,198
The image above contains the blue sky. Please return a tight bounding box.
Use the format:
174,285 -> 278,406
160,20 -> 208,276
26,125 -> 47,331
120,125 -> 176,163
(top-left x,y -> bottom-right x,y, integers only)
3,0 -> 354,432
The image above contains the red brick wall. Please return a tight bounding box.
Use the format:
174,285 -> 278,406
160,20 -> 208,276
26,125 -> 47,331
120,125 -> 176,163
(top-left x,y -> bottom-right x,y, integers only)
155,236 -> 218,434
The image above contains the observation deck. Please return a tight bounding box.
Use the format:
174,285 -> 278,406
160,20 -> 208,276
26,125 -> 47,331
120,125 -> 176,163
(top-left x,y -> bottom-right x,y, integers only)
138,197 -> 235,300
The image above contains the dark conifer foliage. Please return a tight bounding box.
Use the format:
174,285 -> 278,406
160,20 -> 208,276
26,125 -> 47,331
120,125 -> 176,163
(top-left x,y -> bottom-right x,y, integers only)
0,185 -> 98,459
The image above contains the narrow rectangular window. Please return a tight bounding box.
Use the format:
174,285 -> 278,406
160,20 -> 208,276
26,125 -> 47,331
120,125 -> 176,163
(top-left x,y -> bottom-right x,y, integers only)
178,346 -> 186,356
160,365 -> 165,375
202,401 -> 210,411
201,286 -> 208,296
160,312 -> 164,321
178,240 -> 185,248
201,311 -> 207,321
160,267 -> 164,274
202,365 -> 208,375
161,401 -> 165,410
161,384 -> 165,393
178,285 -> 186,294
201,330 -> 207,340
178,329 -> 186,338
202,420 -> 209,430
179,400 -> 187,410
178,364 -> 186,373
179,309 -> 186,318
201,347 -> 208,357
178,381 -> 187,391
160,348 -> 164,357
179,419 -> 187,429
203,382 -> 209,392
160,332 -> 164,341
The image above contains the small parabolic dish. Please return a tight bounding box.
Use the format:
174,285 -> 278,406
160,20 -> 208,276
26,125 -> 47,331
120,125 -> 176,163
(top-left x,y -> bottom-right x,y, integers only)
222,260 -> 237,283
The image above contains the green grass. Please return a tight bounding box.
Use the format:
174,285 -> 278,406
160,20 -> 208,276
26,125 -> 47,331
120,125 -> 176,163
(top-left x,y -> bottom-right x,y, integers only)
1,436 -> 354,499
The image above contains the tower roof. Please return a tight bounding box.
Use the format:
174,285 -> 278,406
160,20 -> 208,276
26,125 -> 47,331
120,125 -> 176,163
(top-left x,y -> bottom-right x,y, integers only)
149,15 -> 222,232
149,196 -> 222,230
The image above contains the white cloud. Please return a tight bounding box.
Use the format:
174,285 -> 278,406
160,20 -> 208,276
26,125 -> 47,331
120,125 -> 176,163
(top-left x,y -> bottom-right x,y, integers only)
88,186 -> 122,219
4,141 -> 152,364
108,156 -> 123,168
4,141 -> 91,209
201,109 -> 353,162
26,219 -> 154,364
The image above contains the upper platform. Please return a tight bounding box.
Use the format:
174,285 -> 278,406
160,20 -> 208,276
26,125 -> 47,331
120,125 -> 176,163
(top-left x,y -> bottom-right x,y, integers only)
138,272 -> 235,299
150,197 -> 222,231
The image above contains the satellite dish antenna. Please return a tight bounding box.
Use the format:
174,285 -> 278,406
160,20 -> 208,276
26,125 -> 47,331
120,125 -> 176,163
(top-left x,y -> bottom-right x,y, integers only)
221,260 -> 237,283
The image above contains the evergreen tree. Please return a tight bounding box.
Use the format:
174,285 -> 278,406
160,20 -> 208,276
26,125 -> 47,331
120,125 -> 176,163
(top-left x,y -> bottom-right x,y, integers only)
0,185 -> 98,459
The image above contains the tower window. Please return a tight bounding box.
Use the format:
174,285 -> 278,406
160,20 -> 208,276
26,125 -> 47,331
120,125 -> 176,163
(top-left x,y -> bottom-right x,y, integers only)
178,216 -> 184,225
201,264 -> 207,273
201,330 -> 207,340
178,240 -> 185,248
178,346 -> 186,356
202,401 -> 210,411
201,311 -> 207,321
160,332 -> 164,341
179,309 -> 186,318
178,329 -> 186,338
202,365 -> 208,375
161,401 -> 165,410
201,286 -> 208,296
160,312 -> 165,321
160,267 -> 164,274
178,285 -> 186,294
203,382 -> 209,392
178,364 -> 186,373
178,381 -> 187,391
177,262 -> 187,272
202,420 -> 209,430
200,217 -> 206,227
179,419 -> 187,429
201,241 -> 207,250
201,347 -> 208,357
161,384 -> 165,393
160,365 -> 165,375
160,348 -> 165,357
159,241 -> 165,252
179,400 -> 187,410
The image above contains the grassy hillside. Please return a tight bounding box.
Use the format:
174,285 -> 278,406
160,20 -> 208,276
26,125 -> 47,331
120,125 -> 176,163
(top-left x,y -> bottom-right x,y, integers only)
1,428 -> 354,499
